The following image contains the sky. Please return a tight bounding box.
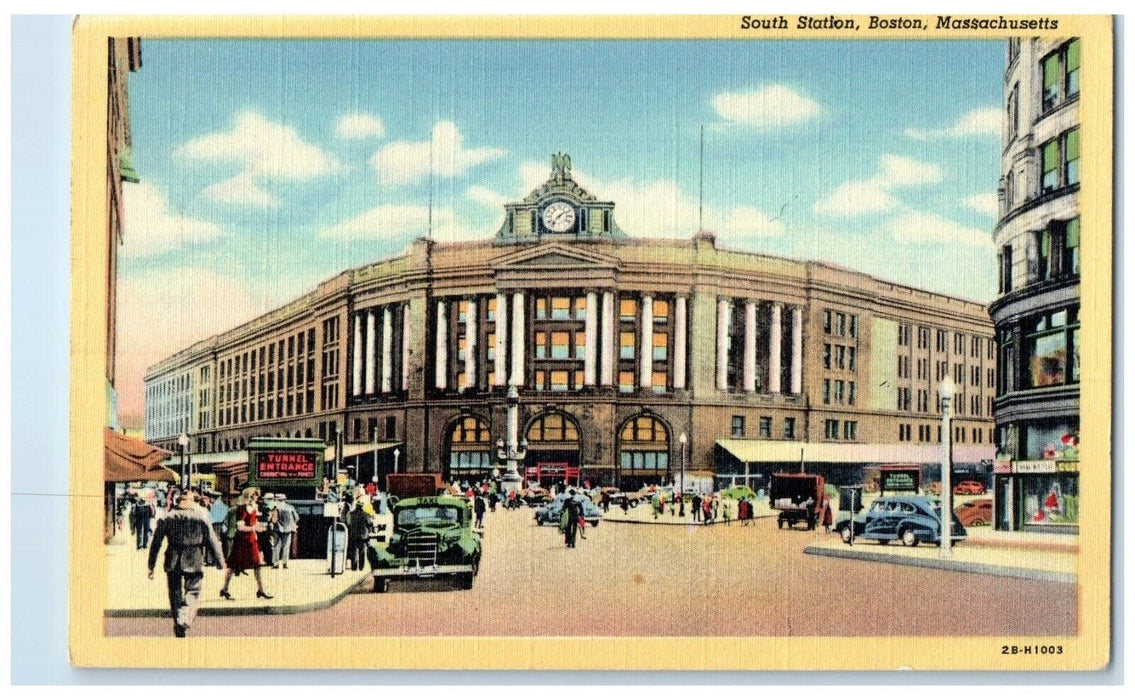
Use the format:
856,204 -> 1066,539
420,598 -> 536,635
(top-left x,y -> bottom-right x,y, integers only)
116,38 -> 1004,423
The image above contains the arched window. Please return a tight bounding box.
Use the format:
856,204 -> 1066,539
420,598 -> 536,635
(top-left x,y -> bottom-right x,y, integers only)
526,413 -> 579,443
449,416 -> 491,472
619,415 -> 670,473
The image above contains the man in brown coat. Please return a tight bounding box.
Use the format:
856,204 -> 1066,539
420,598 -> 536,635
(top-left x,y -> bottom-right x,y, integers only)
148,491 -> 227,637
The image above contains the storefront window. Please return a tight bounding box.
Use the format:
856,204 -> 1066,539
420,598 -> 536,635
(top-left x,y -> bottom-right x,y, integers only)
1024,419 -> 1079,461
1024,307 -> 1079,389
1020,474 -> 1078,527
1027,331 -> 1065,386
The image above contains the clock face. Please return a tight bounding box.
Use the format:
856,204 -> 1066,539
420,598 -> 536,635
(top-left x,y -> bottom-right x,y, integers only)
542,201 -> 576,232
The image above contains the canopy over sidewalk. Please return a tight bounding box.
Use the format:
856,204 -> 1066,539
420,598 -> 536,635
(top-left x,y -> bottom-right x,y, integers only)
104,428 -> 176,483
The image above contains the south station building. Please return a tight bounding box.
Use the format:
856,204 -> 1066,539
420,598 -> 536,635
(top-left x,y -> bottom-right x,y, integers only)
145,157 -> 995,492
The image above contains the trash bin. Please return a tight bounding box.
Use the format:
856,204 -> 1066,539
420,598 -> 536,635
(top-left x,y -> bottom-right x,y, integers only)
327,520 -> 348,577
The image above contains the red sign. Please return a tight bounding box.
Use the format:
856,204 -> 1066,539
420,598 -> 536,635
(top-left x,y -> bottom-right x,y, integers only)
257,451 -> 317,479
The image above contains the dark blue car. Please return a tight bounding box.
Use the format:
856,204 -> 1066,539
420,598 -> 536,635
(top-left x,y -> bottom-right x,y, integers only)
834,494 -> 966,547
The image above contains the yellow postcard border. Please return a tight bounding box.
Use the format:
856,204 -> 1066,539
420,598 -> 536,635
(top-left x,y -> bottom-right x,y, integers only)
70,14 -> 1114,671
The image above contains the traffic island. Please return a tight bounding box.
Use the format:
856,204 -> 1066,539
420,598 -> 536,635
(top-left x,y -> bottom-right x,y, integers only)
104,542 -> 370,618
803,538 -> 1076,584
601,500 -> 778,526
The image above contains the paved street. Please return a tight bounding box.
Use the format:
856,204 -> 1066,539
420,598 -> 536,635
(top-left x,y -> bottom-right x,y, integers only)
107,504 -> 1076,638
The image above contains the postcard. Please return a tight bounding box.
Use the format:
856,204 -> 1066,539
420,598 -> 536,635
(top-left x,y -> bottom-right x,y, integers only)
70,14 -> 1114,671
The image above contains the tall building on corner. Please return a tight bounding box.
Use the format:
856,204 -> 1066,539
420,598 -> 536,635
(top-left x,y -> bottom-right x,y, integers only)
991,37 -> 1081,533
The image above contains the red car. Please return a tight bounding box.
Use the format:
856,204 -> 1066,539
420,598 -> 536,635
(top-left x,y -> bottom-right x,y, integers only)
953,480 -> 987,495
954,498 -> 993,527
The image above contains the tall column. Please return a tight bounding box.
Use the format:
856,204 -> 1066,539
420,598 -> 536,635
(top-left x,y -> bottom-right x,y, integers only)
601,291 -> 615,385
768,302 -> 782,394
381,306 -> 393,393
494,292 -> 508,386
743,300 -> 757,392
790,305 -> 803,394
464,298 -> 477,391
717,299 -> 730,391
401,304 -> 410,391
584,291 -> 598,385
352,313 -> 363,396
510,292 -> 525,386
640,296 -> 654,388
435,300 -> 448,390
364,310 -> 377,394
673,296 -> 687,390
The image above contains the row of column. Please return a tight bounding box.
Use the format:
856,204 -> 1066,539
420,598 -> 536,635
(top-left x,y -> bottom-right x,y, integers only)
717,299 -> 803,395
351,305 -> 406,397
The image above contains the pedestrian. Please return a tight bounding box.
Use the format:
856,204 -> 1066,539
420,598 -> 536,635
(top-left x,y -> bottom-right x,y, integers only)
347,500 -> 371,571
561,490 -> 581,547
738,498 -> 750,525
206,491 -> 228,562
575,494 -> 588,540
702,495 -> 712,523
259,493 -> 279,568
132,496 -> 155,550
219,488 -> 273,601
691,493 -> 702,522
273,494 -> 299,568
722,499 -> 732,526
365,479 -> 377,497
474,493 -> 487,528
821,498 -> 833,534
803,495 -> 816,531
147,490 -> 226,637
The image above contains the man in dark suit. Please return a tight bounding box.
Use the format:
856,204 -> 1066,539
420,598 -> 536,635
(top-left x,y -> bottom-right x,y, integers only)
147,491 -> 227,637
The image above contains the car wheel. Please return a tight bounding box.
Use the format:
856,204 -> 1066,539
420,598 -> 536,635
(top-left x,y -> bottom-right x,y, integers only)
839,525 -> 853,544
373,576 -> 388,594
900,528 -> 919,547
628,499 -> 638,508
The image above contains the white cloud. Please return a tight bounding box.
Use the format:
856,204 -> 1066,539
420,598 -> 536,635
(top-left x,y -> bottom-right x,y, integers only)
905,107 -> 1001,140
963,192 -> 1000,218
336,113 -> 386,140
878,154 -> 942,188
814,154 -> 941,217
318,204 -> 462,242
121,182 -> 228,258
711,85 -> 822,127
175,111 -> 341,207
116,266 -> 298,420
371,121 -> 506,186
466,185 -> 507,210
885,210 -> 994,248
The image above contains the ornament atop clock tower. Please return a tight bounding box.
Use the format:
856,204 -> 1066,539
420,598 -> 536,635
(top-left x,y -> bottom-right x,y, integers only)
495,153 -> 626,245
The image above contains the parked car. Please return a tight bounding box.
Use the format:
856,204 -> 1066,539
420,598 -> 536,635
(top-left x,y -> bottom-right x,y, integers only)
719,485 -> 757,501
954,498 -> 993,527
925,481 -> 942,496
521,486 -> 553,507
367,495 -> 482,592
833,494 -> 966,547
535,493 -> 603,527
954,480 -> 987,495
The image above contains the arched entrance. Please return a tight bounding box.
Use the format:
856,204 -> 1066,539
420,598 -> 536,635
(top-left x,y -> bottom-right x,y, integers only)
524,411 -> 582,488
446,414 -> 492,484
617,414 -> 671,490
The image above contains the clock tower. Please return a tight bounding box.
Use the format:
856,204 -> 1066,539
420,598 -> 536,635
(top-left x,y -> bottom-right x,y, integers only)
495,152 -> 626,244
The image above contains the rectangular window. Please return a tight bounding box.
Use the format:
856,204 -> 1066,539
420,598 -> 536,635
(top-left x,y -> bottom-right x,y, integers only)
620,331 -> 635,360
835,345 -> 846,370
1065,217 -> 1080,275
844,421 -> 857,441
759,416 -> 772,438
651,371 -> 667,393
551,331 -> 570,359
848,381 -> 856,406
653,299 -> 669,323
551,297 -> 571,320
534,370 -> 546,391
849,315 -> 858,339
823,343 -> 832,369
535,332 -> 547,359
535,298 -> 547,320
385,416 -> 396,440
784,417 -> 796,439
822,379 -> 831,405
836,313 -> 846,337
1000,244 -> 1013,293
848,347 -> 856,372
487,333 -> 496,361
1066,127 -> 1080,186
550,370 -> 569,392
653,332 -> 668,361
620,298 -> 637,321
823,311 -> 832,334
825,419 -> 839,440
486,297 -> 496,322
575,331 -> 586,359
618,371 -> 635,393
834,380 -> 844,405
731,416 -> 745,438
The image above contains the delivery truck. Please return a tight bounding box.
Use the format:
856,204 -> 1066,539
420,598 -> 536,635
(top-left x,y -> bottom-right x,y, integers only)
770,473 -> 826,530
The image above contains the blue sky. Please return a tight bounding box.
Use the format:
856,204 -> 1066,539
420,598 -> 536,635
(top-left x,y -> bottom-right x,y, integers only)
117,38 -> 1003,419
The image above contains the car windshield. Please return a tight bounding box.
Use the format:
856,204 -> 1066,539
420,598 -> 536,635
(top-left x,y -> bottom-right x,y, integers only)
397,506 -> 460,527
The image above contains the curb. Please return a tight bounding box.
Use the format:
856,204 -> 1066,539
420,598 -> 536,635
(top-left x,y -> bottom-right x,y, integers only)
802,545 -> 1076,584
104,571 -> 370,618
602,512 -> 778,526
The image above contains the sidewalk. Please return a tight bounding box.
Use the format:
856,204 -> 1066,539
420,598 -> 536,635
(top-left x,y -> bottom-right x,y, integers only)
601,498 -> 778,525
105,541 -> 369,618
804,535 -> 1076,583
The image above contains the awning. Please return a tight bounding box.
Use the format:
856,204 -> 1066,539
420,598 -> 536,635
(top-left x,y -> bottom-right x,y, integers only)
104,428 -> 177,483
162,442 -> 403,467
333,442 -> 400,461
716,439 -> 994,465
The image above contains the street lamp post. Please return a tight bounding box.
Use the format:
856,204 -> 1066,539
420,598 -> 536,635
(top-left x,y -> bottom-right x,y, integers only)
177,433 -> 189,490
372,427 -> 379,487
678,433 -> 687,517
393,448 -> 401,475
938,379 -> 954,559
496,385 -> 528,497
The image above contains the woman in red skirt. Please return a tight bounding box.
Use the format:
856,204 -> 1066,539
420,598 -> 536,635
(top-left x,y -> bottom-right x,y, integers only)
219,488 -> 273,600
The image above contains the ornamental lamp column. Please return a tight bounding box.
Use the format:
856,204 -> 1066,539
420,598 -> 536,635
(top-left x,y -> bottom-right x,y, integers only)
678,432 -> 688,517
177,433 -> 190,490
938,378 -> 955,559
